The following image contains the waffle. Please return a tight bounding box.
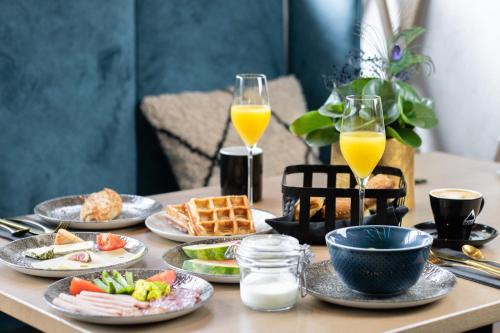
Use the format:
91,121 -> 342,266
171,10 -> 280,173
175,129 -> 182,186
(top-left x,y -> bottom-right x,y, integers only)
185,195 -> 255,236
164,204 -> 190,233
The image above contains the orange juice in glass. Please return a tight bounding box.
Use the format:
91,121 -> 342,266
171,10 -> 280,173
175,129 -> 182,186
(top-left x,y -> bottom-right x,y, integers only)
339,131 -> 386,178
230,105 -> 271,146
339,95 -> 385,224
231,74 -> 270,205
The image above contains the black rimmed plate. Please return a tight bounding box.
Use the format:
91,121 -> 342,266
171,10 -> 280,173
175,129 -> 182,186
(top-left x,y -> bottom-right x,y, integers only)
44,269 -> 213,325
414,221 -> 498,249
35,194 -> 162,230
306,261 -> 456,309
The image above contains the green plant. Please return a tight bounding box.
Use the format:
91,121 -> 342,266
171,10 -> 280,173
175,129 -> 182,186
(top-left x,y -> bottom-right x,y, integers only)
290,27 -> 437,148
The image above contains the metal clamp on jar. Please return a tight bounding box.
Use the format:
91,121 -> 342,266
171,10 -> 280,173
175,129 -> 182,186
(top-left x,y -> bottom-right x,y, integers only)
233,234 -> 313,312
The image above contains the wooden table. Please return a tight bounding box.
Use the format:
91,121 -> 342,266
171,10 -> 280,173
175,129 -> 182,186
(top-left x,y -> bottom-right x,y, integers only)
0,152 -> 499,333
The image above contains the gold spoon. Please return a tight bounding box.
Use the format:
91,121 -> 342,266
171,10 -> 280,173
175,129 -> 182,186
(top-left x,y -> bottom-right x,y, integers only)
462,245 -> 500,265
428,250 -> 500,278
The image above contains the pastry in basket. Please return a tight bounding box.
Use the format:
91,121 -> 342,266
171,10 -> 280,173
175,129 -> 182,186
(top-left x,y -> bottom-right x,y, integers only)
293,174 -> 398,221
293,197 -> 350,221
164,195 -> 255,236
293,197 -> 324,221
363,174 -> 398,209
80,188 -> 123,222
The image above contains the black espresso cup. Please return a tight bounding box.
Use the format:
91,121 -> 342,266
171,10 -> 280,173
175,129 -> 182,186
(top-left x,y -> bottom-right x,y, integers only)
219,146 -> 263,202
429,188 -> 485,240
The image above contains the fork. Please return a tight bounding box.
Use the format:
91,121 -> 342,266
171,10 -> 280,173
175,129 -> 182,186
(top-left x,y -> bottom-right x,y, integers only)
7,218 -> 70,234
8,217 -> 55,234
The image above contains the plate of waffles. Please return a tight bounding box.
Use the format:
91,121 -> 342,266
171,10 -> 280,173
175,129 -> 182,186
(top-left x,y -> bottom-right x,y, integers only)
145,195 -> 275,242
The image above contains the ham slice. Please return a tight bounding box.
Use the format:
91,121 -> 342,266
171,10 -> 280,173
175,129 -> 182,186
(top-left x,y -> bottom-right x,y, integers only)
53,287 -> 201,317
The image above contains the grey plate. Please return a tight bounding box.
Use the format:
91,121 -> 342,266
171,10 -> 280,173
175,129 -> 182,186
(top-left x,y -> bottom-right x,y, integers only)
306,261 -> 456,309
44,269 -> 214,325
0,232 -> 147,278
146,208 -> 275,243
35,194 -> 162,230
163,237 -> 241,284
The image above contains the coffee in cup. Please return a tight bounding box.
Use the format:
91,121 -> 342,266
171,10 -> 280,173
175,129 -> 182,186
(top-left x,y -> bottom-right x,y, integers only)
429,188 -> 485,240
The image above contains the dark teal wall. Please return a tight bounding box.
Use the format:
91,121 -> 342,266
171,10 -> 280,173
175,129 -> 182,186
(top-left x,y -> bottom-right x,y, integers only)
289,0 -> 362,109
0,0 -> 361,215
0,0 -> 136,216
135,0 -> 285,194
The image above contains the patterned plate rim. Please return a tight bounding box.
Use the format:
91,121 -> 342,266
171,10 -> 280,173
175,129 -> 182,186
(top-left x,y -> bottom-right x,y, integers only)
44,269 -> 214,320
0,232 -> 148,273
306,260 -> 457,305
34,194 -> 163,224
162,237 -> 242,282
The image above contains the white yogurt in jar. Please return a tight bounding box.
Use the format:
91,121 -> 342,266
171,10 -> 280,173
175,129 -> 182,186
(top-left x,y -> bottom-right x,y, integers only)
240,271 -> 299,311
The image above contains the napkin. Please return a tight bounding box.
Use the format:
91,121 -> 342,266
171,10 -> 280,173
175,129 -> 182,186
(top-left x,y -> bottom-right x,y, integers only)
433,248 -> 500,289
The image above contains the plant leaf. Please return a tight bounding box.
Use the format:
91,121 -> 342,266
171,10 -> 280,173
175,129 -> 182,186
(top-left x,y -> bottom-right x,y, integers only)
304,126 -> 340,147
362,79 -> 400,125
395,26 -> 426,46
400,100 -> 438,129
289,111 -> 333,136
336,78 -> 373,97
318,102 -> 344,119
389,52 -> 434,75
392,81 -> 421,103
386,125 -> 422,148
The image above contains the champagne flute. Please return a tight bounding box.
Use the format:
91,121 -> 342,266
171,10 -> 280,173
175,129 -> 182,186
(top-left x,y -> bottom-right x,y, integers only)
230,74 -> 271,205
339,95 -> 386,224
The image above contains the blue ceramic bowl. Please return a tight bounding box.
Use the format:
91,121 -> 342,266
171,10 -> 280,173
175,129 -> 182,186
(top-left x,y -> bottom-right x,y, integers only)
325,226 -> 433,295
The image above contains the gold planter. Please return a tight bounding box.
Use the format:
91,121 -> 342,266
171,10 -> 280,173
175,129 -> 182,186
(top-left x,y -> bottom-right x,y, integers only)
331,138 -> 415,210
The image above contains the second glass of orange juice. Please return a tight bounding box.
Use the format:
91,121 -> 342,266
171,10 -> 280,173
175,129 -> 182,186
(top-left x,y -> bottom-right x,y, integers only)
339,95 -> 386,224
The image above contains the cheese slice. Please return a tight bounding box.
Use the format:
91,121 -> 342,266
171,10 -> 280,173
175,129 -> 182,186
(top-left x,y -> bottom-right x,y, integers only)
52,241 -> 94,254
25,241 -> 95,260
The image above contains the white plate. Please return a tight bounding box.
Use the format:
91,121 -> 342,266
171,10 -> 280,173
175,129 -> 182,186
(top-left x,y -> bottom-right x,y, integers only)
0,232 -> 147,278
35,194 -> 162,230
44,269 -> 213,325
145,208 -> 275,242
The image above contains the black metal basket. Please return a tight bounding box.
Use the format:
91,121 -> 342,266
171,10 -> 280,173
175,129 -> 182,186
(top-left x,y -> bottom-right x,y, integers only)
266,164 -> 407,244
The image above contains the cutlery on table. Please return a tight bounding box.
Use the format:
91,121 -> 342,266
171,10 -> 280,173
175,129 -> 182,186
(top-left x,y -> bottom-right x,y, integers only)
430,250 -> 500,278
462,245 -> 500,265
0,218 -> 43,235
0,222 -> 30,237
7,217 -> 55,234
427,251 -> 499,278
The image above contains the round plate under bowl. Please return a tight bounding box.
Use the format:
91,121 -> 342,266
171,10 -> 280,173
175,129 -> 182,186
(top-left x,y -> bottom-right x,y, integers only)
162,237 -> 241,284
34,194 -> 162,230
414,221 -> 498,249
44,269 -> 213,325
145,208 -> 275,243
306,261 -> 456,309
0,232 -> 147,278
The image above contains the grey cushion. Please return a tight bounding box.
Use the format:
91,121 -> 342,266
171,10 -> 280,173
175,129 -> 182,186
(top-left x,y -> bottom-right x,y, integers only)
141,76 -> 318,190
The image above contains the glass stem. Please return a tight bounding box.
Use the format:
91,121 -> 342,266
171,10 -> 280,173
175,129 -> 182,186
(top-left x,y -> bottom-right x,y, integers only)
358,185 -> 365,225
357,176 -> 369,225
247,145 -> 255,206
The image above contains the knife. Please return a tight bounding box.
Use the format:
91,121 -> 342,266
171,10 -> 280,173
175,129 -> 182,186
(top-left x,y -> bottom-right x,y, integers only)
435,251 -> 500,276
0,218 -> 43,235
